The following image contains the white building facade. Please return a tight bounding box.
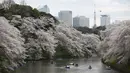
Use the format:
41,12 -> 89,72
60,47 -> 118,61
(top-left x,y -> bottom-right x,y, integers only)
58,11 -> 72,26
100,15 -> 110,26
73,16 -> 89,27
39,5 -> 50,13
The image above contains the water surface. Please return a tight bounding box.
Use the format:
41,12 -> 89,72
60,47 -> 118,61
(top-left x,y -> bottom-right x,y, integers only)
12,58 -> 119,73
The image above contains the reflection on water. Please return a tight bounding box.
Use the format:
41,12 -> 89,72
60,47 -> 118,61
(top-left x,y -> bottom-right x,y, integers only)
12,58 -> 119,73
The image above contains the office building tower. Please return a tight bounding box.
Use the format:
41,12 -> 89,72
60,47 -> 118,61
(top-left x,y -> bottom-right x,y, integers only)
39,5 -> 50,13
73,16 -> 89,27
100,15 -> 110,26
58,11 -> 72,26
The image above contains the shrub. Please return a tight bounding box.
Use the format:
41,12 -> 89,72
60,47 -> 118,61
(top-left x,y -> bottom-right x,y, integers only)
75,26 -> 106,35
0,56 -> 9,73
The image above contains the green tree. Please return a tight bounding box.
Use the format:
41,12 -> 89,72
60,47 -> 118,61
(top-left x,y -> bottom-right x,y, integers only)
32,8 -> 40,18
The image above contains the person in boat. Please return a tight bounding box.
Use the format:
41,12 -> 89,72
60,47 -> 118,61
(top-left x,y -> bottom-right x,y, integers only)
50,60 -> 54,64
106,66 -> 111,70
88,65 -> 92,69
65,65 -> 70,69
70,62 -> 74,65
75,64 -> 78,67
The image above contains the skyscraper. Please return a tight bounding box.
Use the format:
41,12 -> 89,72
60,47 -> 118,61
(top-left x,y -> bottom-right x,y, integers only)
73,16 -> 89,27
100,15 -> 110,26
73,16 -> 80,27
58,11 -> 72,26
39,5 -> 50,13
79,16 -> 89,27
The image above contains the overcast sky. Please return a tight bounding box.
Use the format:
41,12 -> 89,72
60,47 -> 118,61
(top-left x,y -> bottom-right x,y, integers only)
1,0 -> 130,27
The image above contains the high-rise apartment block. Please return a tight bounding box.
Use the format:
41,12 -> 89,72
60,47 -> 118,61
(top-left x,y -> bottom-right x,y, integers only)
73,16 -> 89,27
39,5 -> 50,13
58,11 -> 72,26
100,15 -> 110,26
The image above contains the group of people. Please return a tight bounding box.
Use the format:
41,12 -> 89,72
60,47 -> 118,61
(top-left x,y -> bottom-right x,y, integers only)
50,61 -> 92,69
65,62 -> 92,69
65,63 -> 79,69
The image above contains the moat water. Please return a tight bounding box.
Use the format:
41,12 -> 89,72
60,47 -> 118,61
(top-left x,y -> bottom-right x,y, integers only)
12,57 -> 119,73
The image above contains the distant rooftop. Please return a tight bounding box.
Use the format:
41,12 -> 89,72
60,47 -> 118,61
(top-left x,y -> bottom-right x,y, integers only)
59,10 -> 72,14
59,10 -> 72,12
101,15 -> 109,17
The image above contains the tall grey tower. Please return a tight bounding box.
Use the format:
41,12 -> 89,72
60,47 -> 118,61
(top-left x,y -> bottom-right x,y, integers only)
93,4 -> 97,28
58,11 -> 72,26
100,15 -> 110,26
